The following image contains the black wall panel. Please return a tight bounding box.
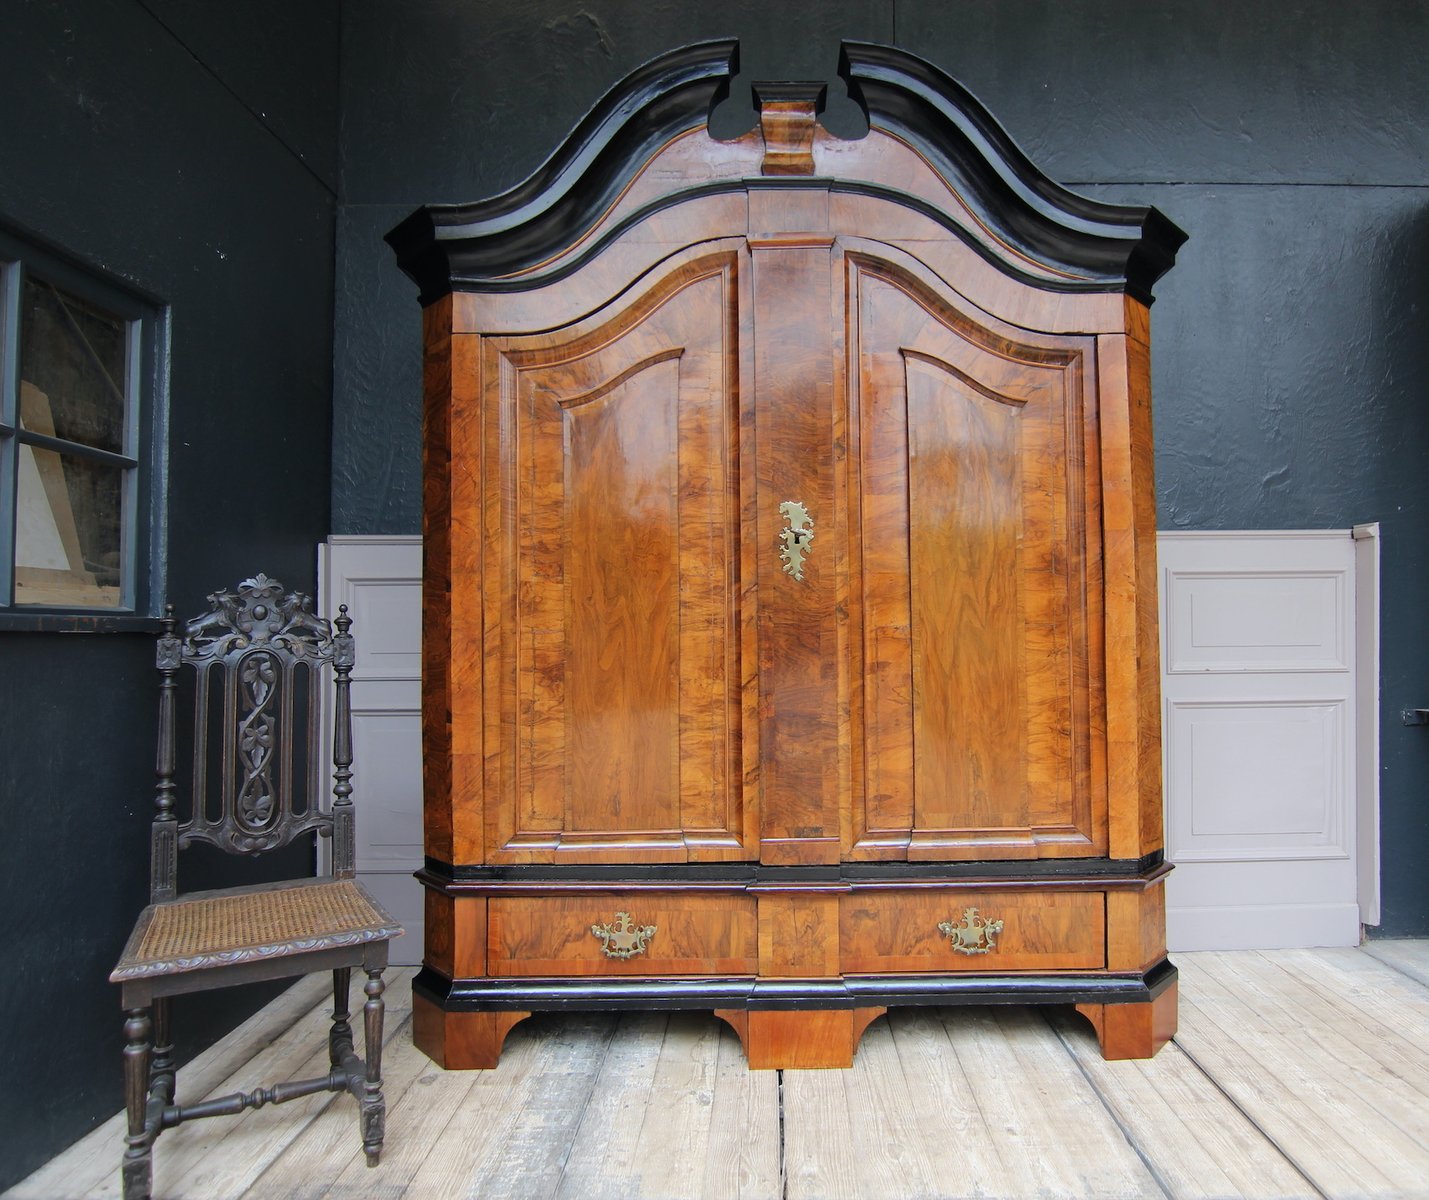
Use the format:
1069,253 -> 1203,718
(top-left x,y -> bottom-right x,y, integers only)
336,0 -> 890,205
137,0 -> 341,190
0,0 -> 339,1186
898,0 -> 1429,187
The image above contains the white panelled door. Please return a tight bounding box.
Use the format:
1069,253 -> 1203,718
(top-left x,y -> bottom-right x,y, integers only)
319,536 -> 424,965
1158,531 -> 1366,951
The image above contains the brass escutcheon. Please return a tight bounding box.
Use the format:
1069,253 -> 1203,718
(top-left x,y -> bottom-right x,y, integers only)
778,500 -> 814,581
938,907 -> 1005,955
590,911 -> 657,959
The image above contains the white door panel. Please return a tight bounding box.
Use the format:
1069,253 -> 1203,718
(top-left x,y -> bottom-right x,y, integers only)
320,536 -> 424,965
344,579 -> 423,680
1159,531 -> 1362,951
1165,570 -> 1348,673
351,710 -> 424,870
1165,698 -> 1350,859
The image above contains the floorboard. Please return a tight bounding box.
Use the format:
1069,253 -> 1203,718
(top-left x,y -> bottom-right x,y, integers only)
1176,951 -> 1429,1198
697,1017 -> 781,1199
1047,1007 -> 1316,1199
157,969 -> 417,1200
1362,937 -> 1429,991
8,973 -> 336,1200
9,947 -> 1429,1200
945,1006 -> 1158,1199
388,1012 -> 605,1200
241,1010 -> 426,1200
316,1020 -> 489,1200
553,1011 -> 687,1200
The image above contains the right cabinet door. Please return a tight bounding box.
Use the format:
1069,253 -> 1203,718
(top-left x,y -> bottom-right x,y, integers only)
847,253 -> 1107,861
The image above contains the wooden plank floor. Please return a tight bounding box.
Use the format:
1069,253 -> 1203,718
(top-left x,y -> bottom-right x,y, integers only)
11,946 -> 1429,1200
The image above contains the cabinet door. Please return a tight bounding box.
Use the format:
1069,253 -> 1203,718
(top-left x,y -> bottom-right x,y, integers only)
849,254 -> 1106,859
483,253 -> 752,862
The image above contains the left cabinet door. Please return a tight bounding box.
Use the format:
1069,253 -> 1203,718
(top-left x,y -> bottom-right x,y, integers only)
479,252 -> 754,863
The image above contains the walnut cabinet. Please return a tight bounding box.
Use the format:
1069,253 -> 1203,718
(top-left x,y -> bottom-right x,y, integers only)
388,42 -> 1186,1068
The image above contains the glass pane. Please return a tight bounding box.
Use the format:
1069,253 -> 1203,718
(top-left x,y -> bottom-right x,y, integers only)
14,444 -> 124,608
18,274 -> 128,454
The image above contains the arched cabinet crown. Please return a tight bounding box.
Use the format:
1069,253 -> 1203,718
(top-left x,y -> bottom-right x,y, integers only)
387,40 -> 1184,310
391,41 -> 1185,1072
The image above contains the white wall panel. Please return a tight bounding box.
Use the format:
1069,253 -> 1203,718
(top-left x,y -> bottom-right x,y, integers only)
320,536 -> 424,965
350,710 -> 424,870
1159,530 -> 1363,951
345,581 -> 422,679
1166,571 -> 1347,673
1166,699 -> 1347,860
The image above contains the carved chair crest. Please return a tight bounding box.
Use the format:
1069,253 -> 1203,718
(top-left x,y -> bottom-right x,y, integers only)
150,575 -> 356,899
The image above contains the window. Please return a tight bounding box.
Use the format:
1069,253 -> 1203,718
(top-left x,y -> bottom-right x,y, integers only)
0,224 -> 166,627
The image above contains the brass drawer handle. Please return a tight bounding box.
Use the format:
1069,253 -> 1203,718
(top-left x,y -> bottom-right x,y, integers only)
590,912 -> 657,959
938,907 -> 1004,955
778,500 -> 813,581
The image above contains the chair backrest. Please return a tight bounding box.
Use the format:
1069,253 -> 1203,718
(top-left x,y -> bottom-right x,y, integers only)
149,574 -> 356,902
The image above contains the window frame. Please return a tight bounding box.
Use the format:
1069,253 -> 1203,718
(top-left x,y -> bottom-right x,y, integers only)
0,223 -> 168,631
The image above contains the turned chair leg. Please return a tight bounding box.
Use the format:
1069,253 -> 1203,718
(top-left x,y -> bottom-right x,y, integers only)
329,967 -> 354,1068
361,968 -> 386,1166
149,998 -> 175,1106
122,1007 -> 153,1200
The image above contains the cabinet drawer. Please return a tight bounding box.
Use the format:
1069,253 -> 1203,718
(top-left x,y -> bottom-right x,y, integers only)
841,890 -> 1105,973
488,893 -> 758,977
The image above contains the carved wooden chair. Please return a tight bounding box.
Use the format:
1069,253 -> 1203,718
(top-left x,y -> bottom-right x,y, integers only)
109,574 -> 403,1200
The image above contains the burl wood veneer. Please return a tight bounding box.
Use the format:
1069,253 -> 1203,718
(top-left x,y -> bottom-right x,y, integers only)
389,41 -> 1185,1069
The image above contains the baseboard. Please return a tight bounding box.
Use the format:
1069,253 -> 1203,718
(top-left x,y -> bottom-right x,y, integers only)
1168,902 -> 1360,951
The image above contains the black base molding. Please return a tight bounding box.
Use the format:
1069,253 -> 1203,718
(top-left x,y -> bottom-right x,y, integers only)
414,959 -> 1177,1014
422,851 -> 1166,889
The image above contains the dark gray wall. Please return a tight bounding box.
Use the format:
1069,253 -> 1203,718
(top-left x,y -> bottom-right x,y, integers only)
0,0 -> 339,1187
334,0 -> 1429,938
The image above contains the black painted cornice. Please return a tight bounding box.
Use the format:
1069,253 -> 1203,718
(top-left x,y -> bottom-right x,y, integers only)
386,40 -> 741,305
838,43 -> 1186,304
387,40 -> 1185,306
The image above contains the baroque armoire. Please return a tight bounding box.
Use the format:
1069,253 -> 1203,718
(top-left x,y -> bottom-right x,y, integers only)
387,41 -> 1186,1069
